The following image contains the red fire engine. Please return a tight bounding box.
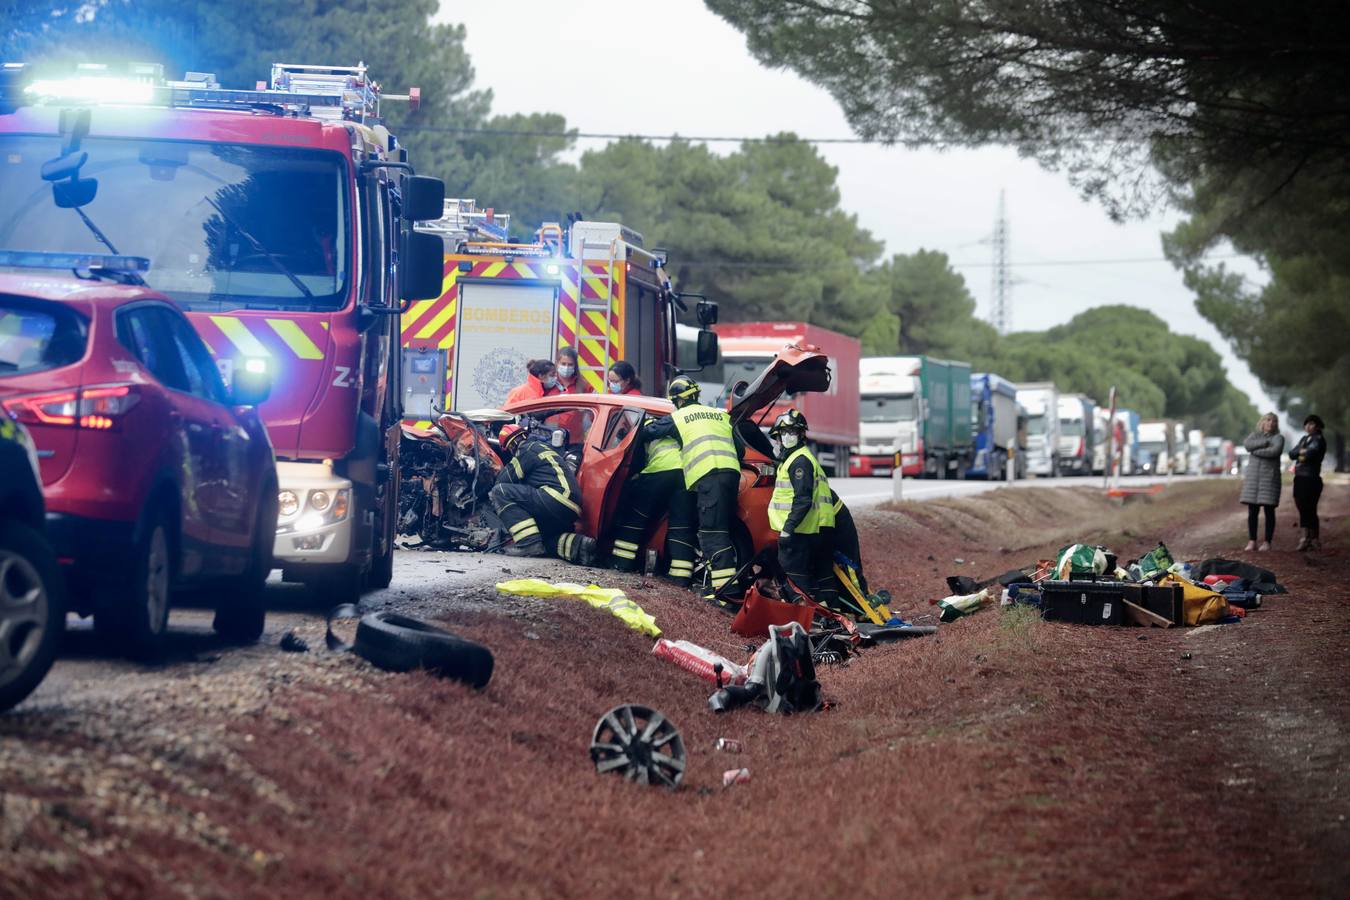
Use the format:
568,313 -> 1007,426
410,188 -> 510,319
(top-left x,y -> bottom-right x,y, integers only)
0,61 -> 447,602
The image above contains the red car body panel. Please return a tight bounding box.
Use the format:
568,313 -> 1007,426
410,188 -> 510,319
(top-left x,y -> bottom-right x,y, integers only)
0,273 -> 274,604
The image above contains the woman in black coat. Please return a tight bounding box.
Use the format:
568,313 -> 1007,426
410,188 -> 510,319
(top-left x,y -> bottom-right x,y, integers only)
1290,414 -> 1328,551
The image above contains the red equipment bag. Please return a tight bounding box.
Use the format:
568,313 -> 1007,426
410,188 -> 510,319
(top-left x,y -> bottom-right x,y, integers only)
731,586 -> 814,638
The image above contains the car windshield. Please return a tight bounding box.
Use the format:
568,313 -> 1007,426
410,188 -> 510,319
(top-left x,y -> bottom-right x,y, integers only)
861,393 -> 916,423
1060,419 -> 1084,437
1139,441 -> 1167,454
721,357 -> 768,405
1026,413 -> 1046,435
0,135 -> 349,311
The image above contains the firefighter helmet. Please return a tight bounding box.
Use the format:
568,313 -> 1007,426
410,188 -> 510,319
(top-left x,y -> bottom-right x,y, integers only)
499,423 -> 526,454
768,408 -> 808,437
666,376 -> 700,407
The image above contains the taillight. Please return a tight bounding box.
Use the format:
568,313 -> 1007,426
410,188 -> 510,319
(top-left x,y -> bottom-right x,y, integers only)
4,384 -> 141,431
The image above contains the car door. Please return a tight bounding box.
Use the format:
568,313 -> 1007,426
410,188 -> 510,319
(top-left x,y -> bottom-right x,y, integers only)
162,310 -> 255,569
581,405 -> 646,539
115,306 -> 215,578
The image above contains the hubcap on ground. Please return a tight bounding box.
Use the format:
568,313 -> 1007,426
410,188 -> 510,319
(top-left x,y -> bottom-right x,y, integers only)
589,704 -> 686,788
0,550 -> 49,687
145,527 -> 169,634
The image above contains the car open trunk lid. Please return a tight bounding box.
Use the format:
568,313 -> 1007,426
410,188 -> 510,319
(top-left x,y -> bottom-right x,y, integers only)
727,342 -> 832,425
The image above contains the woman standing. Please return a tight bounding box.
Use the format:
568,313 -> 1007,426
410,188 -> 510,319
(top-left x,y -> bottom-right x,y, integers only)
1290,414 -> 1327,551
555,347 -> 590,394
505,359 -> 562,405
1240,412 -> 1285,551
606,361 -> 643,396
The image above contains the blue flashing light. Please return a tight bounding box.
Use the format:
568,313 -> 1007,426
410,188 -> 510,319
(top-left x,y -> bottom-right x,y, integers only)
0,250 -> 151,273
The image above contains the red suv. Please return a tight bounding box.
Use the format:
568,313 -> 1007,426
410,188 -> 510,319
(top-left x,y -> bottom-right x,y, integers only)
0,258 -> 277,658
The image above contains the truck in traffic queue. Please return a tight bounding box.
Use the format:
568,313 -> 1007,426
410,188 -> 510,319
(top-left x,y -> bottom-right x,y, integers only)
968,372 -> 1023,480
1092,407 -> 1111,475
853,356 -> 973,479
1014,383 -> 1061,477
1172,421 -> 1191,475
1202,435 -> 1235,474
0,62 -> 450,603
402,201 -> 717,422
1187,428 -> 1205,475
713,322 -> 859,476
1137,419 -> 1173,474
1056,393 -> 1096,476
1114,409 -> 1140,475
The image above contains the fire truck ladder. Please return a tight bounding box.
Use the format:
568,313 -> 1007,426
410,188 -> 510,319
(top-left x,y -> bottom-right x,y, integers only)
575,238 -> 618,388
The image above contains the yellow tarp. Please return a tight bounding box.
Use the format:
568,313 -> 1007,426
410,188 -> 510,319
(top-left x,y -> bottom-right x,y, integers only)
496,579 -> 661,638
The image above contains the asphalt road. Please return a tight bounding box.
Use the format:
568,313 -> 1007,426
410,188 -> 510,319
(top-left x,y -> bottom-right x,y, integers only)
832,472 -> 1220,507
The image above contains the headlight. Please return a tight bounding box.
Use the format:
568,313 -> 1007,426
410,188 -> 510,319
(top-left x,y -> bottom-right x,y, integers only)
278,490 -> 299,517
309,489 -> 332,512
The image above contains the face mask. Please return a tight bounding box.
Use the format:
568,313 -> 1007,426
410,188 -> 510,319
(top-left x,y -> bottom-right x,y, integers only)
780,432 -> 800,450
542,376 -> 558,389
557,365 -> 576,379
607,380 -> 622,393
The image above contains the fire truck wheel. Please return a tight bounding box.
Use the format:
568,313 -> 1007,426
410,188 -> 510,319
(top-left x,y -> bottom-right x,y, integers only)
353,612 -> 493,688
367,534 -> 395,591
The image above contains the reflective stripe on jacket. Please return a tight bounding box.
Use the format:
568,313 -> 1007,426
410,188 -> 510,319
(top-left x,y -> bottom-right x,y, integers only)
502,441 -> 582,514
671,404 -> 739,488
768,446 -> 835,534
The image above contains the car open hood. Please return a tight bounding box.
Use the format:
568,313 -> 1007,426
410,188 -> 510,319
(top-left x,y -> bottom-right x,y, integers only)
727,342 -> 832,424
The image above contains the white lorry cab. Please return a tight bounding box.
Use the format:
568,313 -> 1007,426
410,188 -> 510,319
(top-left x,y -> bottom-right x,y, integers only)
1015,383 -> 1061,476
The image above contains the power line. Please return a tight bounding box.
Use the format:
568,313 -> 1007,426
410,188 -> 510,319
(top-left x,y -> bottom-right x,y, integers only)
396,124 -> 1160,146
666,253 -> 1240,270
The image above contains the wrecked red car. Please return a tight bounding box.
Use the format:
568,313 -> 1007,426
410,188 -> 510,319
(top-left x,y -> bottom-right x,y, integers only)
396,343 -> 832,575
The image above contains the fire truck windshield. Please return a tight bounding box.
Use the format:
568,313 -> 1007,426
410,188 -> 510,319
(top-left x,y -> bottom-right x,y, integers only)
0,136 -> 349,311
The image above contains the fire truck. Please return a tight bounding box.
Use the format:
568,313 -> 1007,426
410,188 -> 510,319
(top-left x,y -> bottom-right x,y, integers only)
0,61 -> 447,602
400,199 -> 718,422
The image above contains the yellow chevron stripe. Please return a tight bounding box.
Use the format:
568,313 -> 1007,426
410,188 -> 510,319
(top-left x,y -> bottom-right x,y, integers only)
512,261 -> 537,278
581,369 -> 605,392
210,316 -> 270,357
266,319 -> 324,360
559,304 -> 578,338
400,298 -> 438,334
437,328 -> 456,350
415,298 -> 457,340
582,274 -> 611,299
481,261 -> 507,278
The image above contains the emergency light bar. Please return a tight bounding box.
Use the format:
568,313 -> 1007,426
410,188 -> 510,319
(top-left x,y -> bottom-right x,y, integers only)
2,60 -> 420,124
0,250 -> 150,273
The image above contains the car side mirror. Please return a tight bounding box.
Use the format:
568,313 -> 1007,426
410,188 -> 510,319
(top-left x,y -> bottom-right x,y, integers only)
731,380 -> 749,400
402,175 -> 445,222
696,299 -> 719,327
400,230 -> 444,301
696,330 -> 718,368
231,368 -> 271,407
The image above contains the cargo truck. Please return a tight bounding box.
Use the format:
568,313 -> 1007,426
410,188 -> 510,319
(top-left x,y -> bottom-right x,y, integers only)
1115,409 -> 1140,475
968,373 -> 1021,480
1137,419 -> 1173,474
1187,429 -> 1205,475
714,322 -> 859,476
853,356 -> 973,479
1057,394 -> 1096,476
1015,383 -> 1061,476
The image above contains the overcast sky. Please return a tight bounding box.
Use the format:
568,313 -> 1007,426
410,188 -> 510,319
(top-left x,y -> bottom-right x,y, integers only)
437,0 -> 1276,418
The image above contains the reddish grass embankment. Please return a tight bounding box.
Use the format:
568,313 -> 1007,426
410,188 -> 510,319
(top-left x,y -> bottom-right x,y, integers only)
2,479 -> 1346,898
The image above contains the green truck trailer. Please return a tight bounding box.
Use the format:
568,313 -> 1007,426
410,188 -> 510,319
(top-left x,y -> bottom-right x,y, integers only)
856,355 -> 973,478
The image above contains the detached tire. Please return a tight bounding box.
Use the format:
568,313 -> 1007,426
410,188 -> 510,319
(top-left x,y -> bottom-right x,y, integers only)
0,521 -> 64,712
353,612 -> 493,688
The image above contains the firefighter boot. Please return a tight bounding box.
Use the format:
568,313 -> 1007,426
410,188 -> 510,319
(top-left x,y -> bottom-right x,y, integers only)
504,538 -> 547,558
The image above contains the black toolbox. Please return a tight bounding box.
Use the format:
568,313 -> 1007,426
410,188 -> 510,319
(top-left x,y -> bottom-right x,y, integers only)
1137,583 -> 1184,625
1040,581 -> 1131,626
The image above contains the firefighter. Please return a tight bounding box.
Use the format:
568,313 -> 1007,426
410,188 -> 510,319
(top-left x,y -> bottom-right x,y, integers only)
609,424 -> 697,586
767,409 -> 837,605
490,424 -> 597,565
641,376 -> 742,602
